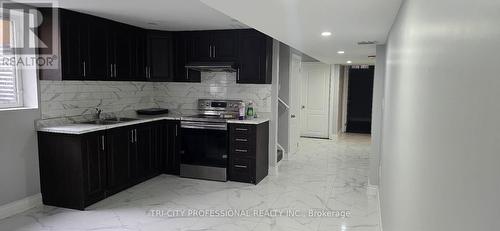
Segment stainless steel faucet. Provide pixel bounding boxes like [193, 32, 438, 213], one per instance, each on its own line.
[95, 108, 103, 121]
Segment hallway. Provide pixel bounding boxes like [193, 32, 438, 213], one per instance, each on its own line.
[0, 135, 379, 231]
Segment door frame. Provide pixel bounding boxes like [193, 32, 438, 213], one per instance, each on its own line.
[288, 53, 302, 154]
[341, 66, 350, 133]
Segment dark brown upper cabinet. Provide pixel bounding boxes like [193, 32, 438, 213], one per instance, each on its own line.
[38, 9, 112, 81]
[108, 23, 136, 81]
[237, 29, 273, 84]
[211, 30, 239, 61]
[83, 16, 109, 80]
[173, 32, 201, 83]
[185, 30, 238, 62]
[58, 10, 84, 80]
[133, 29, 148, 81]
[146, 31, 174, 81]
[38, 9, 143, 81]
[38, 8, 272, 84]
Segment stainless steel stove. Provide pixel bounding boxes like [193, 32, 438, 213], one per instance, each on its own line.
[181, 99, 243, 122]
[179, 99, 244, 181]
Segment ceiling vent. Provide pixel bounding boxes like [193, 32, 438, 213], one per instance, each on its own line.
[357, 41, 378, 45]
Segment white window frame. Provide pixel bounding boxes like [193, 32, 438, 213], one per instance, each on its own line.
[0, 12, 24, 109]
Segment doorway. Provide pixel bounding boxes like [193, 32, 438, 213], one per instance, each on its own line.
[300, 62, 331, 139]
[345, 65, 374, 134]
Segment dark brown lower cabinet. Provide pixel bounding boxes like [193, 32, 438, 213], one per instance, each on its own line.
[228, 122, 269, 184]
[164, 121, 181, 175]
[135, 121, 164, 181]
[38, 131, 106, 210]
[105, 126, 135, 195]
[38, 120, 180, 210]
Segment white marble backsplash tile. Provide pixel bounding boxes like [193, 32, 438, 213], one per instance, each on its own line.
[40, 81, 157, 119]
[40, 72, 272, 120]
[154, 72, 272, 113]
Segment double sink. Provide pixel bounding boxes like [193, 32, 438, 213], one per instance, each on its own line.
[81, 117, 139, 125]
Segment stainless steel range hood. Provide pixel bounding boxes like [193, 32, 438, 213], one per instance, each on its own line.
[185, 62, 237, 72]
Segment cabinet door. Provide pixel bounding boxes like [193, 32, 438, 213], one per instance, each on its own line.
[211, 30, 238, 61]
[186, 31, 211, 62]
[133, 30, 148, 81]
[173, 33, 199, 82]
[60, 11, 84, 80]
[150, 123, 164, 175]
[148, 32, 174, 81]
[109, 24, 134, 81]
[135, 124, 152, 180]
[83, 17, 109, 80]
[237, 30, 272, 84]
[164, 121, 180, 175]
[106, 127, 133, 193]
[82, 132, 106, 205]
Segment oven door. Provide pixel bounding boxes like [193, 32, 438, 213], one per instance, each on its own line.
[180, 121, 228, 181]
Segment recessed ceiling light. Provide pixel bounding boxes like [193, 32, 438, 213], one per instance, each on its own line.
[321, 31, 332, 37]
[337, 51, 345, 54]
[347, 60, 352, 64]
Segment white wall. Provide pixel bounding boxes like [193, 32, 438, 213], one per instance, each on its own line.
[0, 109, 41, 206]
[369, 45, 386, 186]
[269, 39, 280, 167]
[380, 0, 500, 230]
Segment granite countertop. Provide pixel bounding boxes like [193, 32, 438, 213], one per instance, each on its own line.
[37, 110, 270, 135]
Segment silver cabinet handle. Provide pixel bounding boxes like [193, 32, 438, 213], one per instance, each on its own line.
[110, 64, 113, 78]
[114, 64, 117, 78]
[235, 149, 248, 153]
[101, 135, 105, 150]
[146, 66, 151, 79]
[209, 45, 212, 58]
[235, 128, 248, 131]
[213, 46, 216, 58]
[235, 138, 248, 142]
[82, 61, 86, 77]
[145, 66, 148, 79]
[237, 68, 240, 81]
[134, 129, 137, 143]
[175, 125, 178, 136]
[234, 165, 247, 168]
[130, 130, 134, 143]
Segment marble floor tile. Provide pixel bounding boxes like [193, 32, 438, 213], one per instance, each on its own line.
[0, 134, 379, 231]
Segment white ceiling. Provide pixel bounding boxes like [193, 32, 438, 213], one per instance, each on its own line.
[199, 0, 403, 64]
[50, 0, 248, 31]
[39, 0, 402, 64]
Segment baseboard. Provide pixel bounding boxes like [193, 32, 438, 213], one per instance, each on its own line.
[0, 193, 42, 220]
[367, 184, 383, 231]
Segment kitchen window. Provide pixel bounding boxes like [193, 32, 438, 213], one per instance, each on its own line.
[0, 18, 23, 109]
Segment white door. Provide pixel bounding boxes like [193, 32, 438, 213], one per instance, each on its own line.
[300, 63, 331, 138]
[289, 54, 302, 154]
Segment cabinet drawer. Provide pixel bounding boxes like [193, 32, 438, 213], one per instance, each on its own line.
[230, 145, 255, 157]
[229, 158, 254, 183]
[230, 136, 255, 156]
[230, 124, 255, 138]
